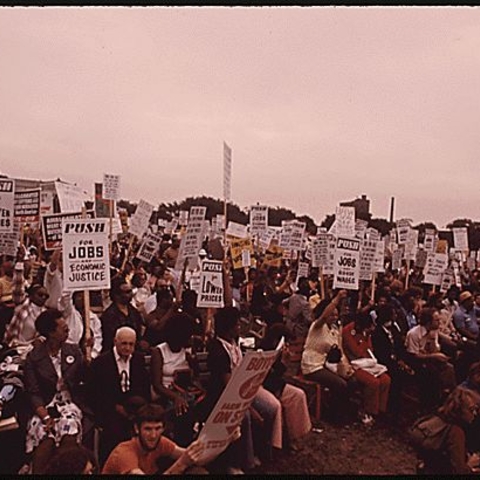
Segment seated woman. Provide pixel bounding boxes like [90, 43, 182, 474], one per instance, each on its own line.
[411, 388, 480, 474]
[23, 309, 89, 474]
[150, 312, 200, 447]
[342, 313, 391, 425]
[301, 290, 358, 424]
[259, 323, 312, 451]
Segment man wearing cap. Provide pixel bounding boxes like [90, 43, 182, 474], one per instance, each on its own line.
[453, 291, 479, 343]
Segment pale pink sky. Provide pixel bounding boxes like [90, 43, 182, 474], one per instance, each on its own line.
[0, 7, 479, 228]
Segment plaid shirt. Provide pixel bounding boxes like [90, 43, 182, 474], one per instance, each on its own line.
[3, 266, 43, 347]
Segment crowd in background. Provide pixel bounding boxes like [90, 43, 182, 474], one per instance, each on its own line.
[1, 228, 480, 474]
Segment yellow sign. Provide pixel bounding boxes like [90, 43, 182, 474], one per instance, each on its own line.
[436, 239, 448, 254]
[262, 244, 284, 268]
[230, 238, 254, 270]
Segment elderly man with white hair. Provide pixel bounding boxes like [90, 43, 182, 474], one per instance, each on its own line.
[88, 326, 151, 465]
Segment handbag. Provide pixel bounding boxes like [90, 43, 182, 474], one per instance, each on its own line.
[325, 344, 342, 364]
[408, 414, 451, 452]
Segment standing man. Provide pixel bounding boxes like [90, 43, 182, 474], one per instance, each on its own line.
[284, 277, 313, 340]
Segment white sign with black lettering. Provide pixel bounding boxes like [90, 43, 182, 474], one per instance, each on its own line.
[197, 260, 224, 308]
[62, 219, 110, 291]
[288, 220, 306, 251]
[0, 232, 18, 256]
[359, 240, 377, 281]
[453, 227, 469, 252]
[249, 205, 268, 236]
[103, 174, 121, 201]
[295, 261, 310, 289]
[392, 248, 403, 271]
[179, 210, 189, 227]
[183, 207, 207, 257]
[323, 234, 336, 275]
[397, 219, 411, 245]
[226, 222, 248, 239]
[424, 229, 436, 253]
[0, 179, 14, 233]
[423, 252, 448, 286]
[129, 199, 154, 238]
[374, 239, 385, 273]
[335, 206, 355, 238]
[55, 182, 89, 214]
[333, 237, 360, 290]
[136, 232, 163, 263]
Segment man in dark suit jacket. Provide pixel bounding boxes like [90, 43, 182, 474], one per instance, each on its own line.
[371, 303, 412, 415]
[87, 326, 150, 465]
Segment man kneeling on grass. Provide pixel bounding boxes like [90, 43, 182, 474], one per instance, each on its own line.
[102, 403, 239, 475]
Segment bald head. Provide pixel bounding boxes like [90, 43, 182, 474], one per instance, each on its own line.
[114, 326, 136, 360]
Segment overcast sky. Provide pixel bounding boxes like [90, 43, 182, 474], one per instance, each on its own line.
[0, 6, 479, 228]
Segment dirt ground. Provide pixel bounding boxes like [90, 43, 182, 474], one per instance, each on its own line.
[255, 419, 418, 476]
[254, 400, 420, 476]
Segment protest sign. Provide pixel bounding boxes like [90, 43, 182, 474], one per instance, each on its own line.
[62, 219, 110, 292]
[333, 237, 360, 290]
[14, 189, 41, 226]
[0, 179, 15, 233]
[257, 228, 276, 250]
[262, 244, 284, 268]
[322, 234, 336, 276]
[453, 227, 469, 252]
[359, 239, 377, 281]
[242, 249, 252, 268]
[249, 205, 268, 236]
[366, 228, 381, 241]
[279, 221, 293, 249]
[183, 207, 207, 257]
[440, 268, 454, 293]
[0, 232, 19, 256]
[374, 239, 385, 273]
[198, 346, 281, 464]
[466, 255, 476, 271]
[179, 210, 189, 227]
[103, 174, 121, 201]
[197, 260, 224, 308]
[41, 211, 95, 250]
[391, 248, 403, 271]
[404, 229, 418, 262]
[223, 142, 232, 201]
[288, 220, 306, 251]
[226, 221, 248, 239]
[55, 181, 89, 214]
[40, 190, 55, 216]
[415, 249, 428, 269]
[423, 252, 448, 286]
[355, 219, 368, 240]
[335, 206, 355, 237]
[129, 199, 154, 238]
[230, 238, 254, 270]
[396, 219, 411, 245]
[295, 261, 310, 289]
[436, 239, 448, 254]
[312, 233, 329, 268]
[424, 229, 436, 253]
[136, 232, 163, 263]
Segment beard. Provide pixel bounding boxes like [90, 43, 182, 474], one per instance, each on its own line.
[139, 435, 161, 452]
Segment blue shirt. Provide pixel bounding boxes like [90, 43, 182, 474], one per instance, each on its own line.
[453, 305, 479, 337]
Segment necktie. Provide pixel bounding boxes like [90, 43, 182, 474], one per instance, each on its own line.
[120, 369, 130, 393]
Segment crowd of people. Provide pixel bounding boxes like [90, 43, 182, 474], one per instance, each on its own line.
[0, 226, 480, 475]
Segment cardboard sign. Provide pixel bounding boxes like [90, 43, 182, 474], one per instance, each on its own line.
[374, 239, 385, 273]
[333, 237, 360, 290]
[0, 232, 19, 256]
[230, 238, 254, 270]
[359, 240, 377, 281]
[223, 142, 232, 201]
[41, 211, 95, 251]
[136, 232, 163, 263]
[262, 244, 284, 268]
[453, 227, 469, 252]
[335, 206, 355, 237]
[129, 199, 154, 238]
[62, 219, 110, 292]
[197, 260, 224, 308]
[183, 207, 207, 257]
[198, 346, 280, 464]
[14, 189, 41, 224]
[423, 252, 448, 286]
[288, 220, 306, 251]
[249, 205, 268, 236]
[295, 261, 310, 289]
[226, 222, 248, 239]
[103, 174, 121, 201]
[55, 181, 89, 214]
[0, 179, 15, 233]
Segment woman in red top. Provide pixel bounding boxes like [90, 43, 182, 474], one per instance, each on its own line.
[342, 313, 391, 425]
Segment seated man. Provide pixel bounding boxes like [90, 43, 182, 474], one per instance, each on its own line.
[88, 326, 150, 464]
[102, 403, 239, 474]
[405, 307, 457, 410]
[453, 291, 479, 344]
